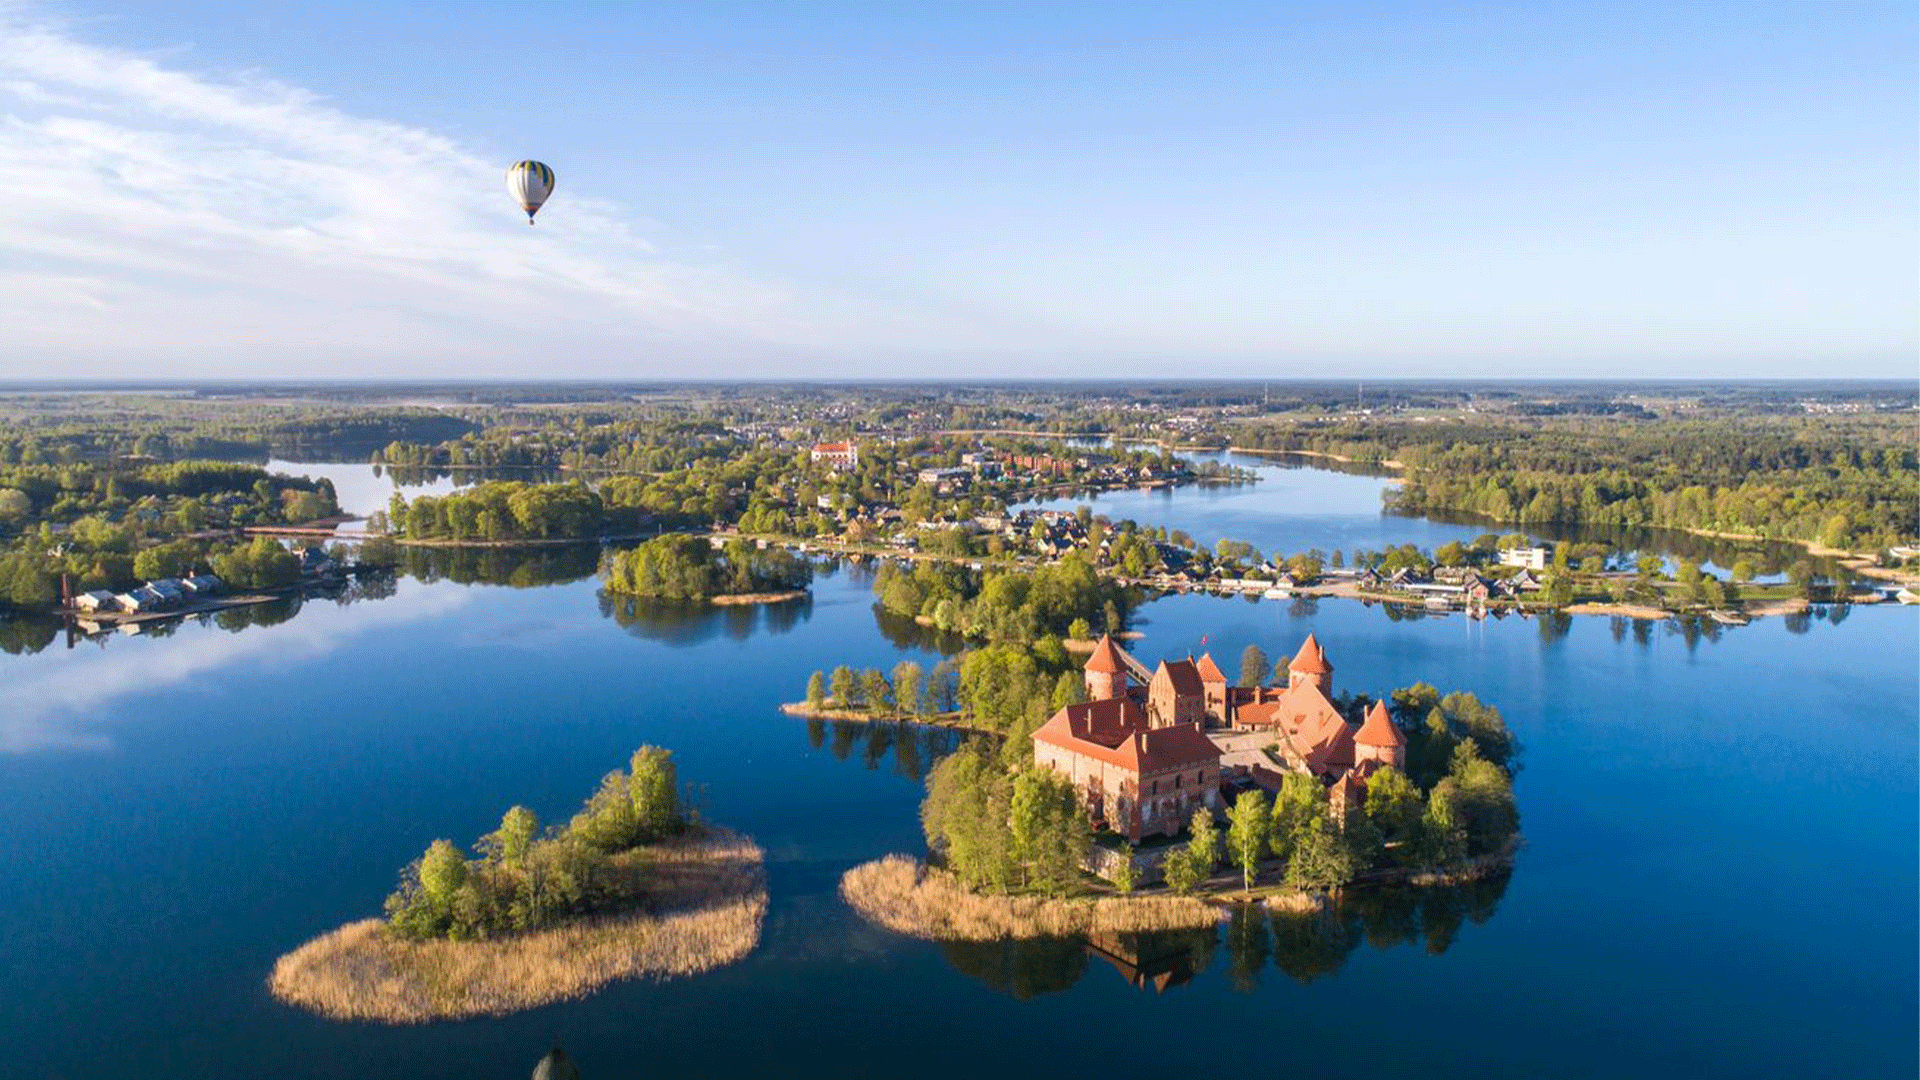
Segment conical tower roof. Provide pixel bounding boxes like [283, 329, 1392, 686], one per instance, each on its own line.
[1289, 632, 1332, 675]
[1355, 700, 1404, 747]
[1085, 634, 1127, 674]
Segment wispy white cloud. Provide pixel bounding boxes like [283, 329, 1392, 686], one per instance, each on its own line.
[0, 8, 807, 376]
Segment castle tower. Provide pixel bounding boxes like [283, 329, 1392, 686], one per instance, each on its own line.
[1287, 633, 1333, 695]
[1147, 659, 1206, 729]
[1084, 635, 1130, 701]
[1193, 652, 1229, 723]
[1354, 700, 1406, 770]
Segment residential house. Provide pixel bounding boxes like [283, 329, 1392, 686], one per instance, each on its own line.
[1499, 546, 1551, 570]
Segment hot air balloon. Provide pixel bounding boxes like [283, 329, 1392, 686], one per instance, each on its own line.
[532, 1046, 581, 1080]
[506, 160, 555, 225]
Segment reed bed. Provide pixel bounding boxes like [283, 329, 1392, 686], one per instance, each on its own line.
[1407, 844, 1516, 886]
[1263, 890, 1324, 914]
[269, 828, 766, 1024]
[840, 854, 1219, 941]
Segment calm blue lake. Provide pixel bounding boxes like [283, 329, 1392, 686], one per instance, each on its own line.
[0, 463, 1912, 1079]
[1024, 449, 1807, 578]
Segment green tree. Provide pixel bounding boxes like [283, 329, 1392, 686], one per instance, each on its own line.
[1239, 644, 1270, 688]
[922, 748, 1019, 892]
[1438, 746, 1519, 856]
[1226, 790, 1271, 891]
[861, 668, 892, 712]
[830, 665, 857, 707]
[1418, 785, 1468, 866]
[891, 660, 925, 716]
[1359, 766, 1423, 864]
[1111, 846, 1138, 894]
[480, 805, 539, 869]
[806, 670, 827, 710]
[1051, 669, 1086, 711]
[1009, 769, 1055, 888]
[1268, 773, 1325, 861]
[1162, 845, 1204, 895]
[1283, 816, 1355, 894]
[627, 745, 681, 841]
[419, 838, 469, 914]
[1186, 807, 1220, 880]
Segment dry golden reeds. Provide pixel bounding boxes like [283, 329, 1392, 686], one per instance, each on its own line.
[1262, 890, 1323, 914]
[268, 828, 766, 1024]
[839, 854, 1220, 941]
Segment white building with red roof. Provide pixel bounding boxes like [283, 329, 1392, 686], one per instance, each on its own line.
[809, 441, 859, 470]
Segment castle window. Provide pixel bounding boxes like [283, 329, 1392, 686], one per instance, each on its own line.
[1174, 774, 1182, 789]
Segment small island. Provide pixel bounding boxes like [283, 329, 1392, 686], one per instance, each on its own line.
[837, 633, 1521, 941]
[601, 534, 812, 603]
[270, 746, 766, 1024]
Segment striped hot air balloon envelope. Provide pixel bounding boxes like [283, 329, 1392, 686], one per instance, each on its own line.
[506, 160, 556, 224]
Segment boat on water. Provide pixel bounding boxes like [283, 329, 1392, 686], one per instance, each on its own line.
[1707, 610, 1751, 626]
[1262, 586, 1292, 600]
[1897, 588, 1920, 605]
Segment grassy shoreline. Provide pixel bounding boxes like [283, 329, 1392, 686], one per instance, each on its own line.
[268, 827, 766, 1024]
[706, 588, 809, 605]
[842, 838, 1522, 942]
[840, 855, 1220, 941]
[778, 701, 990, 735]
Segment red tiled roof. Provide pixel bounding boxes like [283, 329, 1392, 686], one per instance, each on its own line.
[1237, 682, 1339, 730]
[812, 441, 853, 453]
[1304, 723, 1356, 775]
[1237, 681, 1354, 776]
[1135, 722, 1222, 772]
[1289, 632, 1331, 674]
[1032, 700, 1220, 774]
[1084, 635, 1127, 674]
[1154, 658, 1205, 697]
[1355, 700, 1404, 747]
[1193, 652, 1227, 684]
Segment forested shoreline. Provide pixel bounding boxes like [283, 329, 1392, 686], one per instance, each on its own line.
[0, 458, 340, 610]
[1226, 414, 1917, 552]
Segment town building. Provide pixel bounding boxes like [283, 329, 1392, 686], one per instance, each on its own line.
[1498, 546, 1551, 570]
[809, 441, 860, 470]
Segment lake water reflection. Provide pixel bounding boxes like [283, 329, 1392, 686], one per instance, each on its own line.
[0, 465, 1911, 1080]
[1025, 448, 1818, 578]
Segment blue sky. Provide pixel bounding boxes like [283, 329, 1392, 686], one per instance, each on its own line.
[0, 0, 1913, 379]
